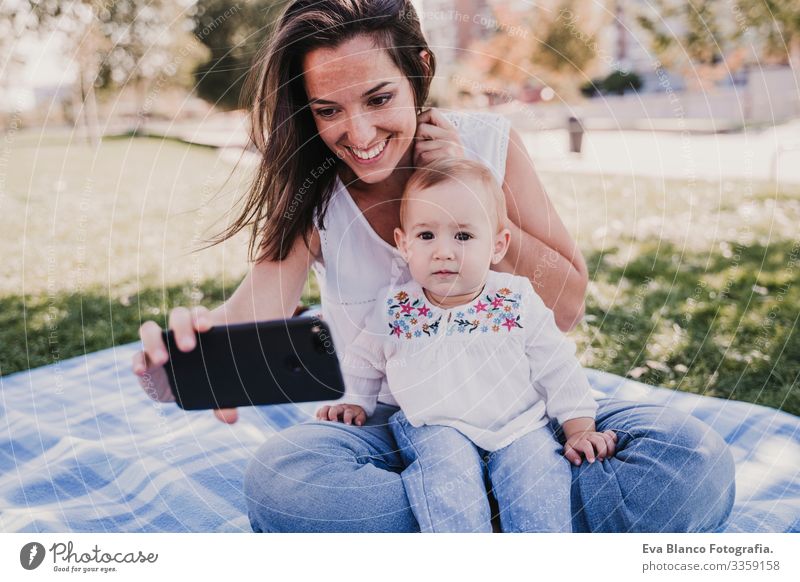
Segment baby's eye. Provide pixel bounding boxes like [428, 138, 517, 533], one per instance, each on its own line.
[455, 232, 473, 241]
[418, 231, 434, 240]
[368, 94, 393, 107]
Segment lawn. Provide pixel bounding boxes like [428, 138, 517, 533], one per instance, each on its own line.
[2, 133, 798, 416]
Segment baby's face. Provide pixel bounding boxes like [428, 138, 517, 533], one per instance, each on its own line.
[394, 178, 510, 308]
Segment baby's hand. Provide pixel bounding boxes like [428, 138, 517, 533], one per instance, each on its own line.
[563, 430, 617, 466]
[315, 403, 367, 426]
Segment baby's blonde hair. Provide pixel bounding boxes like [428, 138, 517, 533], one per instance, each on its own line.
[400, 158, 507, 232]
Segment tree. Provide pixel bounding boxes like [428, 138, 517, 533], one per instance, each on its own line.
[192, 0, 288, 110]
[462, 0, 601, 100]
[737, 0, 800, 70]
[27, 0, 199, 142]
[0, 0, 35, 130]
[26, 0, 107, 145]
[635, 0, 739, 90]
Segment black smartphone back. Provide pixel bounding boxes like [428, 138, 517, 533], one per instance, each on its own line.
[162, 318, 345, 410]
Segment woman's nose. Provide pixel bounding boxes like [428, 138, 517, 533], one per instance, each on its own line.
[345, 112, 377, 148]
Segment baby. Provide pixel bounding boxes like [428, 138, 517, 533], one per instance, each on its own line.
[316, 158, 616, 532]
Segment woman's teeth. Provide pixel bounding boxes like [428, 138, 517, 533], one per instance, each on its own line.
[349, 139, 387, 160]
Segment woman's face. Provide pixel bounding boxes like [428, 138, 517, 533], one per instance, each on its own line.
[302, 34, 419, 186]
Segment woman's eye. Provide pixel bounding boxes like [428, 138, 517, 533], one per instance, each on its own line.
[455, 232, 473, 241]
[418, 231, 434, 240]
[315, 108, 337, 119]
[369, 94, 392, 107]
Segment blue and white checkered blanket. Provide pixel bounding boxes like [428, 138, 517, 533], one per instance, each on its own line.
[2, 342, 798, 532]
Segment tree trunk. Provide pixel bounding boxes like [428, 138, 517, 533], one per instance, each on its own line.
[791, 37, 800, 117]
[135, 77, 148, 135]
[78, 62, 100, 148]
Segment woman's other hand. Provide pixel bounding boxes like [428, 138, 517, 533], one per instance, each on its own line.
[413, 108, 465, 166]
[132, 305, 239, 424]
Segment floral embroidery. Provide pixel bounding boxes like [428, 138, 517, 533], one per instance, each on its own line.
[446, 287, 523, 334]
[448, 287, 522, 333]
[386, 283, 523, 339]
[387, 291, 441, 338]
[451, 317, 479, 334]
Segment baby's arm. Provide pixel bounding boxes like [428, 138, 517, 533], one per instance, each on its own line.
[316, 311, 387, 425]
[523, 282, 615, 464]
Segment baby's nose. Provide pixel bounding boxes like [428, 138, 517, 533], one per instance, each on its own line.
[433, 242, 456, 259]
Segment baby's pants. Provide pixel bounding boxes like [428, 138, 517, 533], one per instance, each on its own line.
[389, 410, 572, 532]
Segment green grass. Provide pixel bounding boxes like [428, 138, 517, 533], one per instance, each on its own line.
[578, 240, 800, 415]
[0, 278, 319, 375]
[2, 131, 799, 416]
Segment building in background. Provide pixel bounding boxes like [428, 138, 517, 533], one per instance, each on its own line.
[416, 0, 493, 79]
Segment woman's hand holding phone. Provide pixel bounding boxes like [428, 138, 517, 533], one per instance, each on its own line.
[132, 306, 239, 424]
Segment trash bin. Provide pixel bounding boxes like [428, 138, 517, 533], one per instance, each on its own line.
[568, 116, 584, 153]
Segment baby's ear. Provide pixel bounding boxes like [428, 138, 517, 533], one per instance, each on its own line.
[492, 228, 511, 264]
[394, 227, 409, 259]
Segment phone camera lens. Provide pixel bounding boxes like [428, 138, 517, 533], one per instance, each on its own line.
[285, 354, 303, 374]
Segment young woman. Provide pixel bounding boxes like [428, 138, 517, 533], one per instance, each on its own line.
[133, 0, 735, 532]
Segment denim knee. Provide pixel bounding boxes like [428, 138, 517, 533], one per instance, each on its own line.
[624, 411, 735, 532]
[577, 402, 736, 533]
[243, 426, 309, 533]
[243, 423, 363, 532]
[243, 421, 415, 533]
[662, 414, 735, 532]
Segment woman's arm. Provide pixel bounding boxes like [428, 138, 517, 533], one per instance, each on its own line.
[210, 227, 320, 325]
[494, 127, 588, 332]
[134, 227, 320, 423]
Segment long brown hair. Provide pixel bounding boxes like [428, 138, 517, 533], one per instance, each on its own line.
[214, 0, 436, 262]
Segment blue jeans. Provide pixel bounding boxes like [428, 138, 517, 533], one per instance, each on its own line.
[244, 399, 735, 532]
[390, 411, 572, 532]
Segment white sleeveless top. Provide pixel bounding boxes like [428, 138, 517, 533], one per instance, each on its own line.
[312, 110, 511, 406]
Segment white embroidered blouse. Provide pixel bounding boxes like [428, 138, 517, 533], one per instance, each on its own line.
[340, 269, 597, 451]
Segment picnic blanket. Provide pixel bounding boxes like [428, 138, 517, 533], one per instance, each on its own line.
[1, 340, 798, 532]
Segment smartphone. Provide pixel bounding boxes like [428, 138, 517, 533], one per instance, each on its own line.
[161, 318, 345, 410]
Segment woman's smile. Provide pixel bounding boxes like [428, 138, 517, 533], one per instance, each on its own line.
[344, 136, 390, 164]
